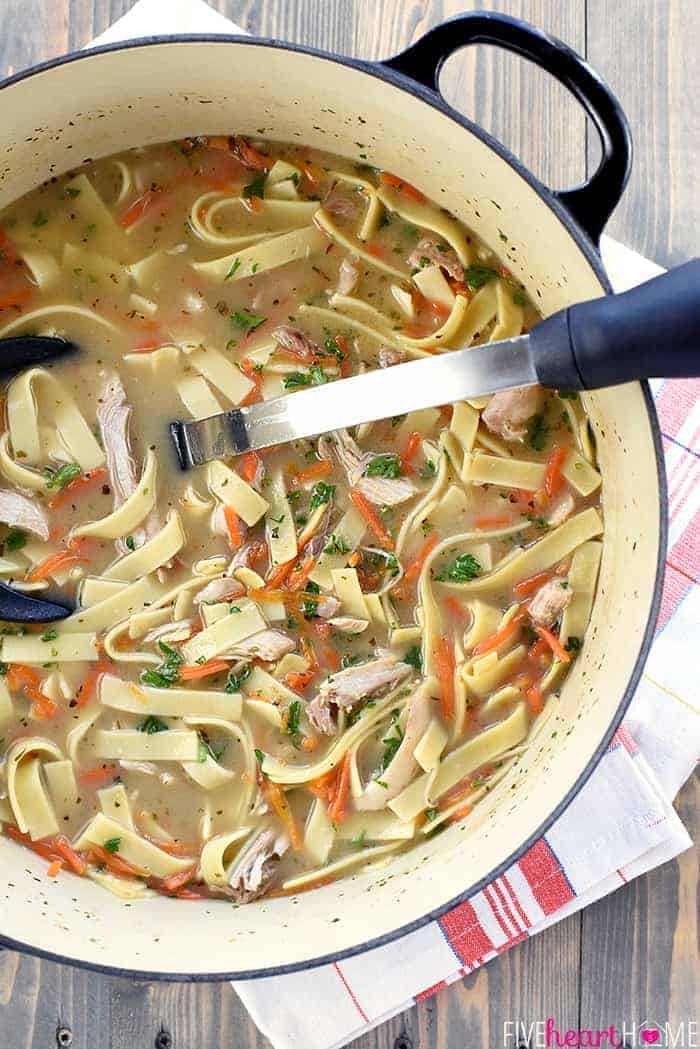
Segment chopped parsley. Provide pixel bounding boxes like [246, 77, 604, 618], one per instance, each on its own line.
[391, 414, 407, 428]
[41, 629, 58, 642]
[324, 534, 350, 556]
[301, 580, 321, 620]
[385, 553, 400, 577]
[44, 462, 81, 489]
[231, 308, 266, 332]
[513, 289, 528, 307]
[224, 257, 241, 281]
[225, 663, 251, 694]
[435, 553, 481, 582]
[366, 454, 402, 479]
[464, 264, 497, 289]
[0, 662, 7, 676]
[254, 747, 265, 767]
[351, 829, 367, 848]
[283, 365, 330, 389]
[138, 714, 169, 734]
[323, 329, 345, 360]
[564, 636, 582, 653]
[309, 481, 335, 511]
[528, 413, 550, 451]
[103, 837, 121, 853]
[404, 645, 422, 671]
[286, 700, 302, 745]
[140, 641, 183, 689]
[125, 535, 136, 551]
[418, 459, 437, 480]
[65, 186, 81, 199]
[424, 807, 439, 822]
[559, 390, 579, 401]
[242, 173, 266, 200]
[5, 529, 26, 552]
[32, 209, 49, 228]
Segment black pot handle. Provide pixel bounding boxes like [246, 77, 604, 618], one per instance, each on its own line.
[380, 12, 632, 245]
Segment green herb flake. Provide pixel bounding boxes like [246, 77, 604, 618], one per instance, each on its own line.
[41, 630, 58, 643]
[418, 459, 437, 480]
[138, 715, 169, 734]
[435, 553, 481, 583]
[528, 413, 550, 452]
[5, 530, 26, 552]
[425, 807, 439, 822]
[286, 699, 302, 744]
[226, 663, 252, 694]
[464, 264, 498, 290]
[366, 454, 402, 479]
[309, 481, 335, 512]
[224, 257, 241, 281]
[44, 462, 81, 490]
[140, 641, 183, 689]
[32, 209, 49, 228]
[404, 645, 422, 671]
[324, 534, 350, 556]
[242, 173, 266, 200]
[512, 290, 527, 306]
[103, 837, 121, 853]
[231, 308, 266, 332]
[125, 535, 136, 551]
[564, 636, 582, 653]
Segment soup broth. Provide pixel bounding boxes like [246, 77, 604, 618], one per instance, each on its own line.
[0, 135, 603, 901]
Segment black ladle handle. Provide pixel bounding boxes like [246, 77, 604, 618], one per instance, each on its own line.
[530, 259, 700, 390]
[0, 581, 71, 622]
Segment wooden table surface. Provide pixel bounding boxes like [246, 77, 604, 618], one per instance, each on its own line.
[0, 1, 697, 1046]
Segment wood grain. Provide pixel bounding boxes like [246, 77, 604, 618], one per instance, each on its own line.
[0, 3, 697, 1048]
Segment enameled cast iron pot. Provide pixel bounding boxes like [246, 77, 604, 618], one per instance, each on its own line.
[0, 13, 665, 980]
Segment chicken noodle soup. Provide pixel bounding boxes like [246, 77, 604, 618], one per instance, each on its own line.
[0, 136, 602, 901]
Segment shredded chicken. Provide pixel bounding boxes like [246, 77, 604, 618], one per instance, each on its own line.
[482, 386, 544, 443]
[315, 595, 341, 619]
[119, 759, 158, 777]
[408, 237, 464, 281]
[225, 629, 295, 662]
[324, 192, 359, 219]
[0, 489, 49, 541]
[227, 828, 289, 902]
[212, 503, 250, 540]
[337, 257, 360, 295]
[272, 325, 321, 363]
[96, 373, 138, 506]
[528, 578, 573, 627]
[143, 620, 194, 644]
[331, 429, 417, 507]
[355, 682, 433, 809]
[378, 346, 405, 368]
[308, 656, 413, 736]
[547, 490, 575, 527]
[230, 541, 259, 571]
[195, 576, 246, 605]
[328, 616, 369, 634]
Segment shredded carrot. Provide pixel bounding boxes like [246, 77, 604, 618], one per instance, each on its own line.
[178, 659, 230, 681]
[29, 538, 90, 582]
[350, 489, 394, 550]
[294, 459, 332, 485]
[287, 556, 316, 592]
[87, 844, 144, 878]
[473, 514, 512, 530]
[314, 620, 333, 639]
[327, 752, 352, 823]
[529, 638, 552, 665]
[299, 161, 324, 184]
[402, 532, 439, 587]
[347, 550, 361, 568]
[543, 444, 567, 499]
[321, 643, 340, 672]
[285, 669, 316, 692]
[6, 663, 57, 718]
[233, 137, 272, 171]
[428, 299, 451, 319]
[52, 835, 88, 876]
[447, 804, 472, 824]
[399, 430, 423, 474]
[78, 764, 118, 786]
[434, 635, 456, 721]
[46, 858, 63, 878]
[514, 569, 553, 598]
[4, 824, 60, 862]
[47, 467, 109, 510]
[151, 839, 197, 857]
[239, 448, 262, 483]
[308, 768, 338, 802]
[119, 188, 161, 228]
[443, 595, 465, 620]
[533, 623, 571, 664]
[75, 659, 110, 709]
[223, 505, 244, 547]
[379, 171, 425, 203]
[526, 684, 544, 714]
[266, 779, 303, 850]
[239, 358, 263, 404]
[301, 637, 319, 672]
[263, 557, 297, 590]
[158, 865, 198, 894]
[472, 608, 527, 657]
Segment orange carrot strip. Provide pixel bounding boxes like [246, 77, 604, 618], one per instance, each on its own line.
[158, 865, 198, 894]
[514, 569, 553, 598]
[29, 539, 90, 582]
[533, 623, 571, 664]
[223, 505, 244, 547]
[263, 557, 297, 590]
[75, 660, 111, 709]
[402, 532, 439, 587]
[347, 550, 361, 568]
[434, 635, 456, 721]
[327, 752, 352, 823]
[294, 459, 332, 485]
[472, 608, 527, 657]
[52, 836, 88, 876]
[400, 431, 423, 474]
[87, 844, 144, 878]
[287, 556, 316, 592]
[239, 449, 262, 483]
[178, 659, 230, 681]
[308, 768, 338, 802]
[544, 444, 567, 499]
[446, 804, 472, 824]
[379, 171, 425, 203]
[265, 779, 303, 850]
[314, 620, 333, 639]
[4, 824, 61, 862]
[321, 643, 340, 672]
[473, 515, 512, 530]
[119, 188, 161, 228]
[285, 669, 315, 692]
[47, 858, 63, 878]
[78, 764, 118, 786]
[350, 489, 394, 550]
[301, 637, 319, 672]
[6, 664, 58, 718]
[47, 467, 108, 510]
[443, 595, 465, 620]
[526, 684, 544, 715]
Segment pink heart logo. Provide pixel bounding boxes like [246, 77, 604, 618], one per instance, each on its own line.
[641, 1031, 660, 1045]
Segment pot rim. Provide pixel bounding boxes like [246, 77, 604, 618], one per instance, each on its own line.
[0, 33, 669, 983]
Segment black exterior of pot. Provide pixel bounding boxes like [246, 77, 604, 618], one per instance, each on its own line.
[0, 13, 668, 983]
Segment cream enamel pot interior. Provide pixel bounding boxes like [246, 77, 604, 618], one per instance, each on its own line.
[0, 14, 665, 980]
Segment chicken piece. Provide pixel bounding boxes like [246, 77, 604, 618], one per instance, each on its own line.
[482, 386, 544, 443]
[230, 541, 261, 571]
[119, 759, 158, 776]
[227, 828, 289, 903]
[378, 346, 405, 368]
[547, 490, 575, 527]
[331, 429, 417, 507]
[96, 373, 138, 506]
[307, 656, 413, 735]
[337, 257, 360, 295]
[315, 595, 341, 619]
[355, 682, 433, 810]
[408, 237, 464, 281]
[0, 489, 49, 541]
[143, 620, 194, 644]
[272, 325, 322, 364]
[328, 616, 369, 634]
[195, 576, 246, 605]
[324, 192, 359, 219]
[528, 578, 573, 627]
[226, 629, 295, 662]
[228, 135, 269, 171]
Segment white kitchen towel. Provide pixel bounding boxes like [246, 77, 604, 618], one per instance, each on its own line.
[85, 5, 699, 1049]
